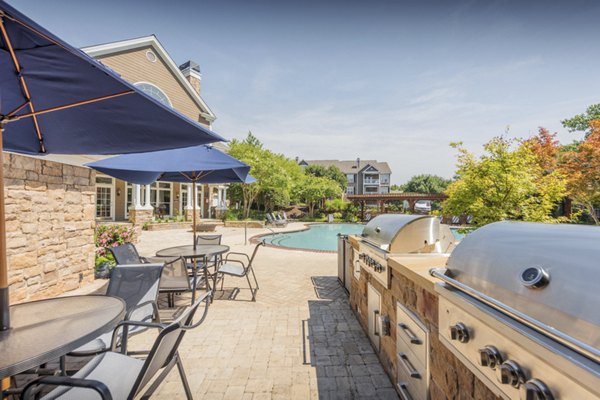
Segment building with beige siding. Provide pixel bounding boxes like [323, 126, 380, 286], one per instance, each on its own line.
[4, 35, 229, 302]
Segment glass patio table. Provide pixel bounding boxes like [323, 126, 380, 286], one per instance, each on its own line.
[0, 295, 125, 379]
[155, 244, 230, 302]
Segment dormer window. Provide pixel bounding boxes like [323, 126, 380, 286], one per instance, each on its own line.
[134, 82, 172, 108]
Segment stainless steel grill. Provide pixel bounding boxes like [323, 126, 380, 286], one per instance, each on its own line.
[361, 214, 455, 254]
[358, 215, 455, 289]
[432, 221, 600, 400]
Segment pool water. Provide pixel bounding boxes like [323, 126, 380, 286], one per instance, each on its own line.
[263, 223, 364, 251]
[262, 224, 470, 252]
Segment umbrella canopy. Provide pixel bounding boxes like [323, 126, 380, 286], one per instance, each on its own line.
[0, 1, 227, 330]
[86, 145, 255, 249]
[0, 1, 225, 154]
[86, 145, 250, 185]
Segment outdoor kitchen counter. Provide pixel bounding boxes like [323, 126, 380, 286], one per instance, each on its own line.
[387, 254, 448, 294]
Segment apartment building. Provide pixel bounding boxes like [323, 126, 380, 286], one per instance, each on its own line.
[299, 159, 392, 195]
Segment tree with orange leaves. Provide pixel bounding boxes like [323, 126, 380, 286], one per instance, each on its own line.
[559, 120, 600, 225]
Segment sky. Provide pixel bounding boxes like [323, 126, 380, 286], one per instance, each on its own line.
[13, 0, 600, 184]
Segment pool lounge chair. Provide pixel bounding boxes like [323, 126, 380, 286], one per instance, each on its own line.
[23, 292, 212, 400]
[266, 213, 286, 227]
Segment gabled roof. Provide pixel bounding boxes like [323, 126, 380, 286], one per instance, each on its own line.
[82, 35, 216, 122]
[300, 159, 392, 174]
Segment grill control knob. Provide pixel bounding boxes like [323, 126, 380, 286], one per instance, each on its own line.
[450, 323, 470, 343]
[478, 345, 502, 369]
[499, 360, 526, 388]
[520, 379, 554, 400]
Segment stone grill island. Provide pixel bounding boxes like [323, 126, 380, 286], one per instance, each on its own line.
[344, 217, 600, 400]
[344, 215, 501, 400]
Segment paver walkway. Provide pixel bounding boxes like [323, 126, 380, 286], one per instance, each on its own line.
[103, 223, 397, 399]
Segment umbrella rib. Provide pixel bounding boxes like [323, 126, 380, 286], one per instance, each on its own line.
[5, 101, 30, 118]
[5, 90, 135, 122]
[0, 17, 45, 152]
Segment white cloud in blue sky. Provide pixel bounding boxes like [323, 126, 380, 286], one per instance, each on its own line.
[13, 0, 600, 183]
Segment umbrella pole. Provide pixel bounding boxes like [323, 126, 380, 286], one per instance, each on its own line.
[0, 123, 10, 330]
[192, 181, 197, 250]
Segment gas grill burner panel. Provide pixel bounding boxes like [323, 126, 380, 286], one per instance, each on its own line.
[444, 221, 600, 355]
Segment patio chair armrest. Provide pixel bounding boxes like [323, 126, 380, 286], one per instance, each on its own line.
[22, 376, 113, 400]
[110, 320, 167, 352]
[183, 291, 212, 330]
[224, 252, 250, 263]
[219, 259, 245, 268]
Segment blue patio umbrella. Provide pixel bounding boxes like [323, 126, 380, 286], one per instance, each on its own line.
[86, 145, 255, 248]
[0, 1, 226, 329]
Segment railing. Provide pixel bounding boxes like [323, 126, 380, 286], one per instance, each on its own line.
[363, 179, 380, 185]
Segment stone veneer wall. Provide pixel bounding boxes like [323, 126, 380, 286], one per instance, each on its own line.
[348, 249, 501, 400]
[3, 153, 96, 303]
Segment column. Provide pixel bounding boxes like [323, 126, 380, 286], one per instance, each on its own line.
[186, 183, 193, 209]
[222, 187, 228, 209]
[133, 184, 142, 208]
[144, 184, 152, 209]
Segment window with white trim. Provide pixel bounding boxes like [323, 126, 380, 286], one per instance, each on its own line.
[134, 82, 172, 107]
[95, 176, 114, 220]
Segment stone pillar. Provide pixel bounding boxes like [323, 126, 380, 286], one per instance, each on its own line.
[128, 184, 153, 225]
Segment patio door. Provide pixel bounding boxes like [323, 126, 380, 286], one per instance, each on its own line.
[95, 176, 115, 221]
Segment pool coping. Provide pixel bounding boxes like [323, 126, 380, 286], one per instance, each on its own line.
[250, 222, 363, 254]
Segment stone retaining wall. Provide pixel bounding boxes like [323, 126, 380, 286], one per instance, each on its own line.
[4, 154, 96, 303]
[348, 245, 501, 400]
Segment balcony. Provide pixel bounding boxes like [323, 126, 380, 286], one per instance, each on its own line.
[363, 179, 380, 185]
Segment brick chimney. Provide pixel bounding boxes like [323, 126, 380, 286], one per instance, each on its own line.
[179, 60, 201, 94]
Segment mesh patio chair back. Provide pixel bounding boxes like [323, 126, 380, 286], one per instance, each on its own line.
[131, 296, 206, 396]
[160, 257, 191, 291]
[196, 234, 222, 245]
[107, 264, 163, 322]
[109, 243, 144, 265]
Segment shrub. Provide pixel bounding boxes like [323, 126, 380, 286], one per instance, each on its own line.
[95, 224, 139, 258]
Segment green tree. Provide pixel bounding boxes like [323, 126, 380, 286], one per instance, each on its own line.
[443, 137, 566, 227]
[400, 174, 451, 193]
[227, 133, 268, 218]
[296, 175, 341, 217]
[305, 164, 347, 190]
[561, 104, 600, 137]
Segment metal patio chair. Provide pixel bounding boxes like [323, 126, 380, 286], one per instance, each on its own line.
[195, 234, 223, 270]
[160, 257, 203, 307]
[195, 234, 222, 245]
[22, 292, 212, 400]
[109, 243, 164, 265]
[217, 241, 264, 301]
[69, 264, 164, 357]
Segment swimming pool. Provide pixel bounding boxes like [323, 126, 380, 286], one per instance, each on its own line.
[262, 223, 364, 252]
[261, 223, 470, 252]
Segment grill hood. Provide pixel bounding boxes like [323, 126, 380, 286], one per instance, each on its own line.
[443, 221, 600, 360]
[361, 214, 454, 253]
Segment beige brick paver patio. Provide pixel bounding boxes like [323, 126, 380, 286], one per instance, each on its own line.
[125, 223, 397, 399]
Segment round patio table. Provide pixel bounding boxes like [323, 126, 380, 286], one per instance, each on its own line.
[155, 244, 230, 302]
[0, 295, 125, 379]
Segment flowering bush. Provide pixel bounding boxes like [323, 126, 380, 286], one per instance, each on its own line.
[95, 224, 139, 257]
